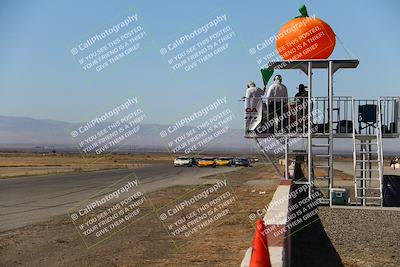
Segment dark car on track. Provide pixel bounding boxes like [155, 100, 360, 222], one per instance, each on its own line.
[233, 158, 251, 167]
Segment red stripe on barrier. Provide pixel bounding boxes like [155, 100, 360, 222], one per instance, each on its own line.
[279, 179, 293, 185]
[265, 224, 286, 246]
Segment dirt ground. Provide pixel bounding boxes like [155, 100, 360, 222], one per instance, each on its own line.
[0, 152, 173, 178]
[0, 164, 280, 267]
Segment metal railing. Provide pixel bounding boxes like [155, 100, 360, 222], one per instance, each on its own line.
[353, 97, 399, 135]
[379, 97, 399, 135]
[244, 96, 399, 136]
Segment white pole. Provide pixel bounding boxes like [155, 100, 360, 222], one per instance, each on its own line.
[308, 62, 313, 198]
[285, 136, 289, 179]
[328, 61, 334, 207]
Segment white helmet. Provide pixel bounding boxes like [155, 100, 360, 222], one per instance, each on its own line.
[274, 74, 282, 83]
[247, 81, 256, 88]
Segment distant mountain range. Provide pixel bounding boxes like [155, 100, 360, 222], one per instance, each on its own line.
[0, 116, 398, 155]
[0, 116, 251, 152]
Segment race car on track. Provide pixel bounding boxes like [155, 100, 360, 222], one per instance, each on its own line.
[197, 157, 217, 168]
[174, 157, 194, 167]
[233, 158, 251, 167]
[215, 157, 233, 166]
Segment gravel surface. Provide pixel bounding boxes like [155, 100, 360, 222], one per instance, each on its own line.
[318, 207, 400, 267]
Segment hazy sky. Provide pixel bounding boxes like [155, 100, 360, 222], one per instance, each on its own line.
[0, 0, 399, 128]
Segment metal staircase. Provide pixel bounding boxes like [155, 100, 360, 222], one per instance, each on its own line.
[352, 97, 384, 206]
[310, 138, 333, 204]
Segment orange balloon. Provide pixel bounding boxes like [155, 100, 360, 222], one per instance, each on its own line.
[276, 17, 336, 60]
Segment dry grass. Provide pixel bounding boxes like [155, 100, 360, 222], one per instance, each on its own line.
[0, 152, 173, 178]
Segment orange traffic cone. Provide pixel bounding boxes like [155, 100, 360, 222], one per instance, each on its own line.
[249, 220, 271, 267]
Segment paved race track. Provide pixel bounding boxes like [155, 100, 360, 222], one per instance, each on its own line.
[0, 164, 239, 232]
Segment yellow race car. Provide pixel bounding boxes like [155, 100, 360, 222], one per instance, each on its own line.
[215, 157, 233, 166]
[197, 157, 216, 167]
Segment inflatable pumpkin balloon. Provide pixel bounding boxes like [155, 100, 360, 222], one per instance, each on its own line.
[276, 5, 336, 60]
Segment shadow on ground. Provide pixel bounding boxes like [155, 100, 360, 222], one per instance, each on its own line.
[289, 184, 344, 267]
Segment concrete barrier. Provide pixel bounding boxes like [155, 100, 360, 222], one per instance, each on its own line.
[241, 180, 292, 267]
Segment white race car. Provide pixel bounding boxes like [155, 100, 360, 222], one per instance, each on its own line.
[174, 157, 193, 167]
